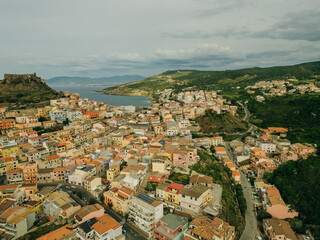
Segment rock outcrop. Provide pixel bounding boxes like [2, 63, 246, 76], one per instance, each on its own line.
[0, 73, 58, 103]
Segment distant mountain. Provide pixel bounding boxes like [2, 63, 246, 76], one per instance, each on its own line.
[101, 61, 320, 99]
[0, 73, 58, 103]
[46, 75, 145, 87]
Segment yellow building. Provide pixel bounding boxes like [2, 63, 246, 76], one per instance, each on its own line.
[5, 157, 19, 172]
[165, 183, 184, 205]
[0, 145, 19, 158]
[161, 150, 173, 161]
[26, 200, 43, 214]
[107, 165, 120, 181]
[0, 160, 7, 176]
[111, 134, 123, 146]
[37, 107, 51, 118]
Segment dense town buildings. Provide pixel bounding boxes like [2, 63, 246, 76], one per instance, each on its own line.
[0, 88, 314, 239]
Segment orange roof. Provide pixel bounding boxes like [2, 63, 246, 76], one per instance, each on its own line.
[119, 186, 134, 196]
[0, 206, 24, 220]
[210, 136, 223, 140]
[167, 182, 184, 192]
[6, 168, 23, 175]
[266, 187, 281, 197]
[215, 146, 226, 152]
[66, 165, 75, 170]
[45, 154, 60, 160]
[53, 167, 65, 172]
[226, 163, 236, 168]
[44, 120, 55, 123]
[262, 129, 272, 134]
[92, 215, 121, 234]
[36, 224, 74, 240]
[232, 170, 240, 176]
[268, 127, 288, 133]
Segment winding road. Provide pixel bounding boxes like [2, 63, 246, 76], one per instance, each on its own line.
[225, 144, 258, 240]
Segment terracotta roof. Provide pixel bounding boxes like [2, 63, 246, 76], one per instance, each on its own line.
[53, 167, 66, 172]
[0, 206, 24, 220]
[266, 187, 281, 197]
[190, 216, 234, 240]
[232, 170, 240, 176]
[6, 168, 23, 175]
[45, 154, 60, 160]
[92, 215, 121, 234]
[36, 224, 74, 240]
[263, 219, 298, 240]
[189, 174, 213, 185]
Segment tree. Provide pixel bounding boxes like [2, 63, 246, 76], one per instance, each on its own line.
[200, 145, 207, 151]
[210, 145, 216, 154]
[99, 193, 104, 203]
[108, 201, 113, 209]
[63, 118, 69, 125]
[76, 191, 83, 198]
[120, 161, 127, 171]
[89, 198, 96, 205]
[38, 116, 47, 122]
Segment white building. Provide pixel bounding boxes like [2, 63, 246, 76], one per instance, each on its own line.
[129, 193, 164, 238]
[50, 110, 67, 123]
[259, 142, 276, 153]
[67, 110, 83, 122]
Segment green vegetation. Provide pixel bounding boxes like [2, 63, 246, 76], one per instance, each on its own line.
[256, 206, 272, 221]
[239, 159, 251, 166]
[33, 125, 64, 134]
[145, 181, 159, 192]
[101, 61, 320, 100]
[265, 156, 320, 238]
[248, 93, 320, 146]
[168, 172, 190, 185]
[196, 110, 248, 134]
[0, 73, 58, 103]
[191, 150, 245, 237]
[18, 223, 64, 240]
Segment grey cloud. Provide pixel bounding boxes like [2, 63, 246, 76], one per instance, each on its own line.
[251, 11, 320, 42]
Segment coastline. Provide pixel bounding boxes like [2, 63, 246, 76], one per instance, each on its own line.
[96, 90, 155, 104]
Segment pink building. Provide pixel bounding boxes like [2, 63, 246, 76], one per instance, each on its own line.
[74, 204, 104, 224]
[281, 151, 298, 162]
[266, 187, 299, 219]
[172, 148, 197, 165]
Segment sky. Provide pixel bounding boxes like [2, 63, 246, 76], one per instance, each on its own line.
[0, 0, 319, 79]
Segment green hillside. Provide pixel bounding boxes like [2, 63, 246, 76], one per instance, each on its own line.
[265, 156, 320, 238]
[196, 110, 248, 134]
[248, 93, 320, 146]
[0, 73, 58, 103]
[101, 61, 320, 100]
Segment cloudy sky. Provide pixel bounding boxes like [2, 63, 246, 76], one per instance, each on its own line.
[0, 0, 319, 79]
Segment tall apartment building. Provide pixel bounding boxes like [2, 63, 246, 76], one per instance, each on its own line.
[128, 193, 164, 238]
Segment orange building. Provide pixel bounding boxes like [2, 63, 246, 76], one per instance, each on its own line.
[53, 167, 66, 181]
[20, 163, 37, 184]
[0, 119, 16, 129]
[84, 111, 100, 119]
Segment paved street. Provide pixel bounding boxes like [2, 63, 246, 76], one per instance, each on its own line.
[225, 144, 258, 240]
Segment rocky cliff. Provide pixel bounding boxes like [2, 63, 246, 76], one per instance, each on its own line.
[0, 73, 59, 103]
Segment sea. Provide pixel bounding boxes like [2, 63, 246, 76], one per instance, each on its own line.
[49, 85, 153, 107]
